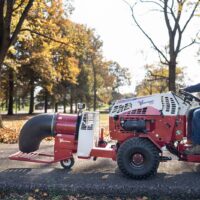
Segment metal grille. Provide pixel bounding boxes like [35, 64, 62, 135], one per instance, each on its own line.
[111, 103, 132, 114]
[161, 96, 177, 114]
[170, 97, 176, 114]
[127, 107, 147, 115]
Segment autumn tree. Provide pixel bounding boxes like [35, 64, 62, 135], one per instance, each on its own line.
[136, 64, 184, 96]
[0, 0, 35, 126]
[0, 0, 35, 85]
[0, 0, 131, 116]
[109, 61, 131, 100]
[124, 0, 200, 92]
[4, 0, 75, 114]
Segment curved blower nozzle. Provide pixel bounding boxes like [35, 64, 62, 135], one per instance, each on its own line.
[19, 114, 56, 153]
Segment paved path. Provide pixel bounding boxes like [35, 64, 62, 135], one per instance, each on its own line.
[1, 143, 200, 199]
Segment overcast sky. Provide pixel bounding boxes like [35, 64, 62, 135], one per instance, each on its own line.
[70, 0, 200, 93]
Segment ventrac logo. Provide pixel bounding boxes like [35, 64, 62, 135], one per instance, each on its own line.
[138, 99, 154, 106]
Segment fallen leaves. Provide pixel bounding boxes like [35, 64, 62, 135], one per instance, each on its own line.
[0, 115, 28, 144]
[101, 174, 109, 180]
[28, 196, 35, 200]
[136, 197, 148, 200]
[0, 127, 19, 143]
[0, 115, 53, 144]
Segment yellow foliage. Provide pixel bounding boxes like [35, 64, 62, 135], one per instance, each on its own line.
[136, 65, 184, 96]
[178, 3, 183, 13]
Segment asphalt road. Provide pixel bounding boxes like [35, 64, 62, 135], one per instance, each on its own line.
[1, 142, 200, 199]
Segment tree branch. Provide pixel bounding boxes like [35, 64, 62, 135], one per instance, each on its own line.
[123, 0, 169, 63]
[148, 70, 168, 79]
[175, 29, 182, 54]
[13, 0, 26, 12]
[171, 0, 174, 10]
[4, 0, 14, 42]
[172, 2, 182, 34]
[178, 39, 196, 52]
[139, 0, 164, 9]
[20, 28, 70, 46]
[147, 77, 168, 81]
[10, 0, 34, 46]
[181, 1, 200, 34]
[164, 0, 172, 34]
[175, 1, 199, 54]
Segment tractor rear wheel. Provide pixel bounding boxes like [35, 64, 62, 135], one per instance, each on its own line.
[117, 138, 160, 179]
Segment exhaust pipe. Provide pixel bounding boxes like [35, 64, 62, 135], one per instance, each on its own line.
[19, 114, 56, 153]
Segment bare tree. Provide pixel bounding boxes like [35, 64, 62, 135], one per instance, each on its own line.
[123, 0, 200, 92]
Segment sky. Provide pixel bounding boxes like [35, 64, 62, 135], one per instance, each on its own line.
[70, 0, 200, 93]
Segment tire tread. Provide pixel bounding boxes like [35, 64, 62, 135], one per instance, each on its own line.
[117, 138, 159, 179]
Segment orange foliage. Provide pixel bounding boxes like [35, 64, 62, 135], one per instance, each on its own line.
[0, 115, 30, 144]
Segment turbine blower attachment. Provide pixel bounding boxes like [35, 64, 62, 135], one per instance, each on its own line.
[19, 114, 56, 153]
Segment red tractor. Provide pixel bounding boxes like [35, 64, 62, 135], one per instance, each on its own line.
[9, 90, 200, 179]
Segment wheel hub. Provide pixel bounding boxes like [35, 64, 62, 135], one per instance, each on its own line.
[63, 159, 71, 166]
[131, 153, 144, 166]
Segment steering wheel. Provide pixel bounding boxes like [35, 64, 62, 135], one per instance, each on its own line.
[179, 89, 200, 103]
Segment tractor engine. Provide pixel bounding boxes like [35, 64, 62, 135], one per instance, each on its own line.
[120, 118, 146, 132]
[109, 92, 189, 145]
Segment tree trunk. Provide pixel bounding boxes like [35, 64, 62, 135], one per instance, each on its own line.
[22, 98, 25, 109]
[29, 78, 34, 114]
[0, 50, 8, 127]
[63, 98, 67, 113]
[70, 86, 73, 114]
[44, 90, 48, 113]
[92, 61, 97, 111]
[0, 115, 3, 128]
[55, 102, 58, 113]
[18, 97, 21, 110]
[75, 100, 78, 113]
[7, 68, 14, 115]
[93, 79, 97, 111]
[0, 0, 34, 125]
[1, 102, 3, 111]
[168, 61, 176, 92]
[5, 89, 8, 109]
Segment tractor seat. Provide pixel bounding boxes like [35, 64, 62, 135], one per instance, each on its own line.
[187, 107, 200, 139]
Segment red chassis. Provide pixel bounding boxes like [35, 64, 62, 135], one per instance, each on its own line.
[9, 113, 116, 166]
[9, 134, 116, 164]
[110, 112, 200, 163]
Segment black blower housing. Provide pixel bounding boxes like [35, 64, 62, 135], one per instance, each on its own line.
[19, 114, 56, 153]
[121, 119, 146, 132]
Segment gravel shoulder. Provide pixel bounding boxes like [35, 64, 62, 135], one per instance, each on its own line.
[1, 143, 200, 199]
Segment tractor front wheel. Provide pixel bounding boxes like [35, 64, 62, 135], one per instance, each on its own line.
[60, 157, 75, 169]
[117, 138, 160, 179]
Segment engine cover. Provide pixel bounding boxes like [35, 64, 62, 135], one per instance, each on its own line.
[120, 119, 146, 132]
